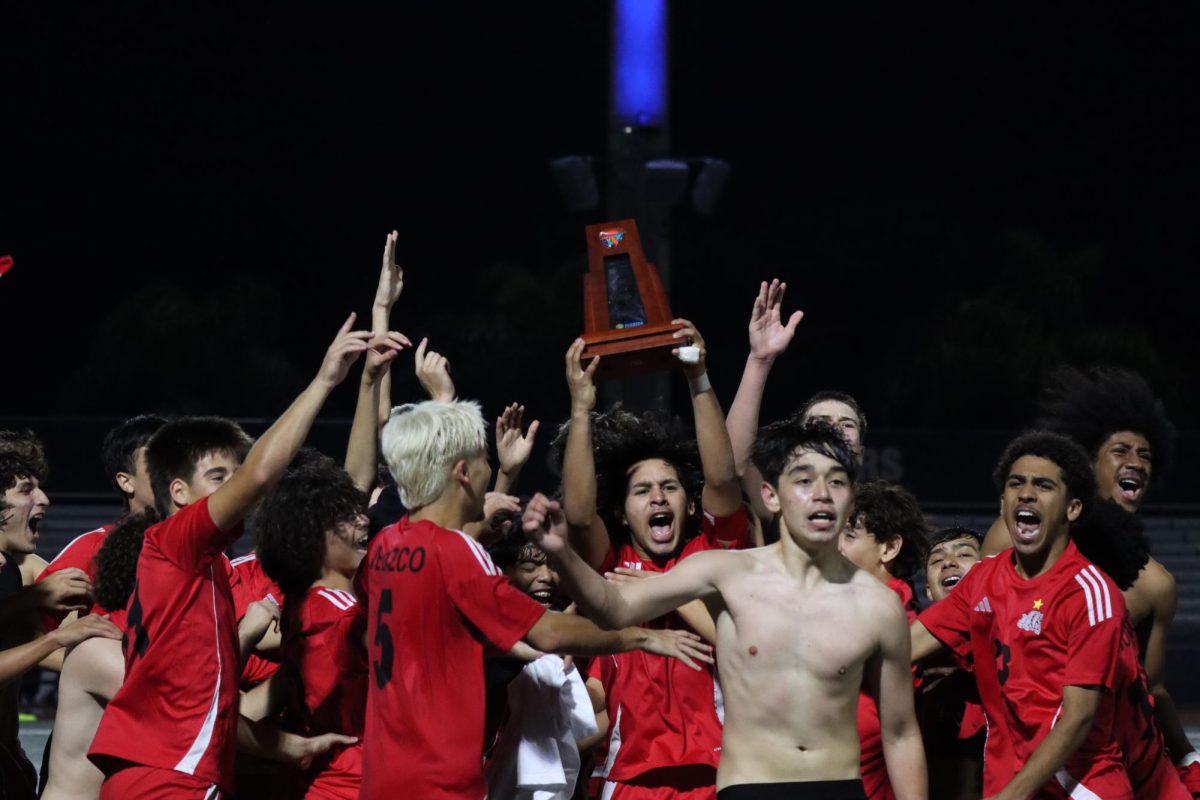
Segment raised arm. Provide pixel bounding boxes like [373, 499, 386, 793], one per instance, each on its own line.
[524, 494, 722, 628]
[870, 598, 928, 800]
[494, 403, 539, 496]
[207, 315, 375, 532]
[345, 330, 410, 493]
[673, 318, 742, 517]
[413, 338, 456, 402]
[726, 280, 803, 521]
[561, 340, 611, 569]
[372, 230, 404, 424]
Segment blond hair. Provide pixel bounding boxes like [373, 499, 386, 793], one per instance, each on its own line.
[381, 400, 487, 510]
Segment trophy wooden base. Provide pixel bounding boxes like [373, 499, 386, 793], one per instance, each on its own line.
[581, 322, 683, 381]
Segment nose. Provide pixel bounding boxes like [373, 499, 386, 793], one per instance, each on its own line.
[649, 485, 667, 503]
[34, 488, 49, 507]
[813, 478, 832, 501]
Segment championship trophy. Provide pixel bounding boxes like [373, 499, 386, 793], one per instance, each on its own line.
[579, 219, 683, 381]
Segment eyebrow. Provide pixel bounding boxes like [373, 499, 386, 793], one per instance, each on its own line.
[1007, 472, 1059, 487]
[204, 467, 229, 478]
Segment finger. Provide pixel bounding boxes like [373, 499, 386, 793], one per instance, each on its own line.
[756, 280, 768, 308]
[676, 652, 700, 671]
[524, 419, 540, 442]
[583, 354, 600, 377]
[337, 312, 357, 336]
[784, 310, 804, 331]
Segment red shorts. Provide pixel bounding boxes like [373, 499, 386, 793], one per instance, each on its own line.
[1044, 764, 1133, 800]
[1130, 754, 1192, 800]
[601, 765, 717, 800]
[99, 764, 223, 799]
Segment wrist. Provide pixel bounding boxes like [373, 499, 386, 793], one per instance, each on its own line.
[687, 371, 712, 396]
[746, 352, 776, 368]
[570, 405, 593, 420]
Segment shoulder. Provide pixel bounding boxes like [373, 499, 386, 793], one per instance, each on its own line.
[1059, 557, 1124, 624]
[1129, 557, 1176, 620]
[18, 553, 48, 585]
[311, 587, 361, 617]
[435, 527, 503, 576]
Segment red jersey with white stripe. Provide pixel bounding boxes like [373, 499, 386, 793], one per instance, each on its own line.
[230, 552, 284, 687]
[281, 585, 367, 800]
[36, 525, 113, 629]
[919, 541, 1132, 799]
[591, 507, 751, 784]
[89, 497, 242, 793]
[357, 517, 547, 800]
[858, 576, 919, 800]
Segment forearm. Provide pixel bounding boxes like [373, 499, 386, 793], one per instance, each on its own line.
[909, 621, 946, 663]
[548, 545, 625, 627]
[691, 386, 741, 515]
[528, 612, 649, 656]
[372, 303, 393, 429]
[998, 709, 1094, 800]
[562, 410, 597, 527]
[345, 372, 383, 493]
[0, 633, 62, 688]
[237, 715, 295, 762]
[1152, 687, 1198, 760]
[882, 725, 928, 800]
[243, 380, 332, 488]
[726, 356, 773, 475]
[494, 467, 519, 496]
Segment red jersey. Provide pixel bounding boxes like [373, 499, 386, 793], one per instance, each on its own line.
[281, 585, 368, 799]
[591, 507, 751, 784]
[857, 576, 919, 800]
[230, 552, 284, 687]
[36, 525, 113, 629]
[919, 542, 1132, 799]
[89, 497, 242, 793]
[357, 517, 547, 800]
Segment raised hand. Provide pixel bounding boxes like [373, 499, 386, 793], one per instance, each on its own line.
[639, 628, 714, 671]
[364, 331, 413, 381]
[33, 567, 93, 612]
[522, 493, 570, 555]
[374, 230, 404, 313]
[671, 318, 708, 379]
[51, 613, 122, 648]
[565, 339, 599, 414]
[481, 492, 521, 535]
[414, 338, 456, 402]
[748, 279, 804, 363]
[316, 313, 375, 390]
[496, 403, 540, 475]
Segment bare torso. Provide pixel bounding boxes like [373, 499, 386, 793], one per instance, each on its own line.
[706, 545, 897, 788]
[41, 637, 123, 800]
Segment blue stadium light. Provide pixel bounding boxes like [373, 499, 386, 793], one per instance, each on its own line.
[611, 0, 667, 127]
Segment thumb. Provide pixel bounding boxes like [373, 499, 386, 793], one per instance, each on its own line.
[785, 310, 804, 331]
[525, 419, 541, 442]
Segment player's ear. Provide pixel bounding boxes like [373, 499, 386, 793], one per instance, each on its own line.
[760, 481, 781, 514]
[451, 458, 470, 487]
[169, 477, 190, 510]
[114, 471, 136, 498]
[879, 534, 902, 566]
[1066, 497, 1083, 523]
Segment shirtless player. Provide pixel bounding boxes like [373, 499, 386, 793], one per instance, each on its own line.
[525, 420, 926, 800]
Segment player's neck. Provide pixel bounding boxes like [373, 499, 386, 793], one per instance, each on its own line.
[409, 491, 473, 532]
[1012, 533, 1070, 580]
[777, 532, 853, 584]
[313, 570, 354, 593]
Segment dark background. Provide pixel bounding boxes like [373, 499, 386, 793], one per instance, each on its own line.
[2, 5, 1197, 495]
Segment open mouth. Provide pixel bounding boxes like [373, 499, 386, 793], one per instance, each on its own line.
[808, 511, 836, 531]
[1116, 474, 1145, 505]
[648, 511, 675, 543]
[354, 535, 369, 552]
[940, 572, 962, 589]
[530, 589, 554, 605]
[28, 514, 43, 540]
[1013, 508, 1041, 542]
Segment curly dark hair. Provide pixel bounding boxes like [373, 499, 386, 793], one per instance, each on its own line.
[101, 415, 169, 497]
[94, 510, 160, 612]
[550, 405, 704, 546]
[927, 525, 983, 551]
[793, 390, 868, 441]
[992, 430, 1096, 507]
[1036, 365, 1176, 478]
[253, 462, 366, 595]
[1071, 498, 1151, 591]
[751, 419, 859, 488]
[0, 429, 49, 490]
[851, 481, 929, 580]
[146, 417, 253, 517]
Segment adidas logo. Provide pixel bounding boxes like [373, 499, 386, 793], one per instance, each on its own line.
[974, 597, 993, 613]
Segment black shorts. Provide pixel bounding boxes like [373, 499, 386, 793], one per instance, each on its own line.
[717, 780, 867, 800]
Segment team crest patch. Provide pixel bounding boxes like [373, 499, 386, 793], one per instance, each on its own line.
[1017, 609, 1044, 635]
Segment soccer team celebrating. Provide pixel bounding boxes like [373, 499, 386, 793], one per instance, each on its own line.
[0, 234, 1196, 799]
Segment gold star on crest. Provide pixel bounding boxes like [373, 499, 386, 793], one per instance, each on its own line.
[1033, 599, 1044, 610]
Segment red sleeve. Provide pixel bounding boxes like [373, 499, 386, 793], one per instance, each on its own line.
[701, 504, 752, 550]
[917, 565, 978, 662]
[36, 529, 109, 629]
[328, 606, 368, 676]
[439, 531, 547, 651]
[1062, 568, 1125, 689]
[145, 497, 241, 573]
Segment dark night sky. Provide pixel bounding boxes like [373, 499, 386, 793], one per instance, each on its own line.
[3, 5, 1197, 437]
